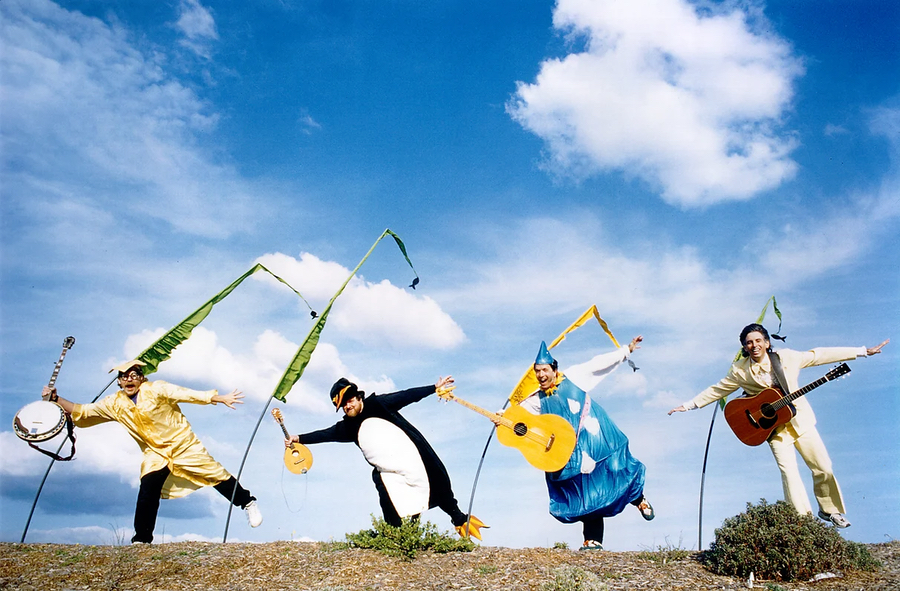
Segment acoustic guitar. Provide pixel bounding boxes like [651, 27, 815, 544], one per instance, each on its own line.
[724, 363, 850, 446]
[437, 387, 576, 472]
[271, 408, 314, 474]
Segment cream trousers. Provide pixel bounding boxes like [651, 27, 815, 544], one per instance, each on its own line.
[768, 423, 845, 516]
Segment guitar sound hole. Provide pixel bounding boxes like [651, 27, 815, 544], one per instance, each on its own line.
[759, 403, 776, 419]
[513, 422, 528, 437]
[291, 450, 300, 458]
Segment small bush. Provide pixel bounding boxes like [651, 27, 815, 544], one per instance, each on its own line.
[541, 566, 608, 591]
[703, 499, 881, 582]
[553, 541, 569, 550]
[345, 516, 474, 560]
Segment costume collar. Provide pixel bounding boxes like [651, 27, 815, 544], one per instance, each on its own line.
[541, 372, 566, 396]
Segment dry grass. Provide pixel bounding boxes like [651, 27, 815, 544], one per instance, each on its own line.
[0, 540, 897, 590]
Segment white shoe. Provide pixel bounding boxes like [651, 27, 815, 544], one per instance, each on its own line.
[818, 510, 850, 528]
[244, 500, 263, 528]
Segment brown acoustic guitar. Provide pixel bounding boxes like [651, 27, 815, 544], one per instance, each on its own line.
[724, 363, 850, 446]
[437, 387, 576, 472]
[272, 408, 314, 474]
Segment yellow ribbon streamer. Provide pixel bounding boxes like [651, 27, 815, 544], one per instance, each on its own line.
[508, 305, 620, 405]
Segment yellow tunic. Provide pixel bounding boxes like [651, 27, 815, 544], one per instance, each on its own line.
[71, 380, 231, 499]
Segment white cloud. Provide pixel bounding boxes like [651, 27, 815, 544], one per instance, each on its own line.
[255, 252, 467, 350]
[116, 326, 331, 411]
[0, 0, 257, 240]
[23, 525, 131, 545]
[175, 0, 218, 42]
[824, 123, 849, 137]
[1, 424, 140, 483]
[112, 324, 398, 414]
[174, 0, 219, 59]
[507, 0, 803, 206]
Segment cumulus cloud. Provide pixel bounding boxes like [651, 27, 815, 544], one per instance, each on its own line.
[507, 0, 803, 206]
[22, 525, 131, 545]
[175, 0, 218, 43]
[114, 326, 333, 411]
[21, 523, 226, 545]
[255, 252, 467, 350]
[1, 425, 139, 482]
[0, 0, 256, 239]
[110, 322, 400, 413]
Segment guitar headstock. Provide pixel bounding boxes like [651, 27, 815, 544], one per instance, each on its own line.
[436, 386, 456, 402]
[63, 336, 76, 350]
[271, 408, 284, 423]
[826, 363, 851, 381]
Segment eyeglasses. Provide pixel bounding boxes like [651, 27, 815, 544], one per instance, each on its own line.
[119, 372, 143, 382]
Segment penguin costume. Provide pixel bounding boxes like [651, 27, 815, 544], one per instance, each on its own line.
[294, 377, 487, 539]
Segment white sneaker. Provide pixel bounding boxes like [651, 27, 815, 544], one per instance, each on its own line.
[244, 500, 263, 528]
[818, 510, 850, 528]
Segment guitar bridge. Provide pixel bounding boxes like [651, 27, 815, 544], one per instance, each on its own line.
[745, 409, 760, 429]
[545, 434, 555, 452]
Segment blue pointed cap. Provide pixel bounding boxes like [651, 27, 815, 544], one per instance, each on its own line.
[534, 341, 556, 365]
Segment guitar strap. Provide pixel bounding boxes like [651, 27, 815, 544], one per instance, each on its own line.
[768, 351, 790, 395]
[28, 415, 77, 462]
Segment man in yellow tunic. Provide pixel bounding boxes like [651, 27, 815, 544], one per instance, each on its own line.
[42, 359, 263, 543]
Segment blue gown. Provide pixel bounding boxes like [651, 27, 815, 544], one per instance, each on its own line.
[539, 377, 646, 523]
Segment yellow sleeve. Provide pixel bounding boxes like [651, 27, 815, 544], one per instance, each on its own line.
[70, 395, 117, 428]
[692, 367, 742, 409]
[152, 381, 217, 405]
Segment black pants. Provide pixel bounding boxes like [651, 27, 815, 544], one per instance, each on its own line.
[580, 496, 645, 544]
[132, 466, 254, 543]
[372, 469, 468, 528]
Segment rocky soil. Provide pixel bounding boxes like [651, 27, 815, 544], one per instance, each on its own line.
[0, 540, 897, 590]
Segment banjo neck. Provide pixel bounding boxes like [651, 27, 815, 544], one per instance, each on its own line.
[48, 337, 76, 388]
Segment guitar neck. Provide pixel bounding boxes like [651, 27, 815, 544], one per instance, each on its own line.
[772, 376, 829, 410]
[447, 396, 501, 423]
[276, 420, 291, 440]
[47, 349, 71, 389]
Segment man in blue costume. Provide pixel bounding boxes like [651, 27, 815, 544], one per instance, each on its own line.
[518, 337, 653, 550]
[285, 376, 487, 539]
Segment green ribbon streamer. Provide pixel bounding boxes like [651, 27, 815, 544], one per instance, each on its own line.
[137, 263, 314, 375]
[270, 228, 418, 402]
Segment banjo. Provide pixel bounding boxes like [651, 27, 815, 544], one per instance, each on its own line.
[13, 336, 77, 460]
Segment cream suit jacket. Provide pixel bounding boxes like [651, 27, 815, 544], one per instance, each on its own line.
[692, 347, 865, 436]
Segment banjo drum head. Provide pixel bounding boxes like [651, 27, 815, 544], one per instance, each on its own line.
[13, 400, 67, 443]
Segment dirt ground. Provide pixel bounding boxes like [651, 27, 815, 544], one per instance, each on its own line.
[0, 540, 897, 590]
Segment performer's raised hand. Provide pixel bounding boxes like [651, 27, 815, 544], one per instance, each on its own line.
[41, 385, 57, 401]
[628, 335, 644, 353]
[667, 405, 686, 415]
[212, 389, 244, 409]
[435, 375, 454, 390]
[867, 339, 889, 356]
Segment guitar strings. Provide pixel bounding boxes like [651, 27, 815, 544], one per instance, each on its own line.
[280, 461, 309, 514]
[444, 397, 553, 447]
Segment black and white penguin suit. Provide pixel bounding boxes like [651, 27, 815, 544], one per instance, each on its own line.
[299, 385, 468, 527]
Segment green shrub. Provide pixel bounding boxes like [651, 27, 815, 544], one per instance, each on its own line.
[541, 566, 608, 591]
[345, 515, 475, 560]
[703, 499, 881, 582]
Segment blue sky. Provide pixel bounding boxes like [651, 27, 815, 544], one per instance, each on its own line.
[1, 0, 897, 550]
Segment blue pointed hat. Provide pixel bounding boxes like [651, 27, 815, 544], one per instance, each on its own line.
[534, 341, 556, 365]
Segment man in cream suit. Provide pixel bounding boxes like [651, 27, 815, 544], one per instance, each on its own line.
[669, 323, 888, 528]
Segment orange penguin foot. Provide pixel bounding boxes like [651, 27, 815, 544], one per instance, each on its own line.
[455, 515, 489, 540]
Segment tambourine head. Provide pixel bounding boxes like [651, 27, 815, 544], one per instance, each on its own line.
[13, 401, 67, 443]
